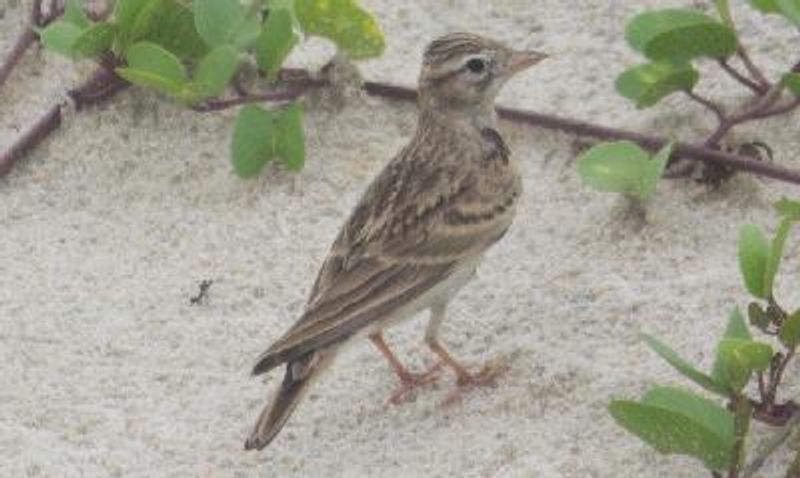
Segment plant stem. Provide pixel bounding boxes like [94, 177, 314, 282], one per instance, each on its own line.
[719, 59, 768, 95]
[685, 90, 726, 124]
[729, 396, 752, 478]
[736, 46, 770, 90]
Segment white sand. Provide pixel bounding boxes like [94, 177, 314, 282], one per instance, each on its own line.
[2, 0, 800, 476]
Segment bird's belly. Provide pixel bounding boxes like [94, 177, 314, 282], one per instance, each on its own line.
[357, 258, 480, 338]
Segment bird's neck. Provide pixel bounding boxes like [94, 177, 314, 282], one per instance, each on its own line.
[417, 102, 498, 137]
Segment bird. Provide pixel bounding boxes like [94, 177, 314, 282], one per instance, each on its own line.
[244, 32, 547, 451]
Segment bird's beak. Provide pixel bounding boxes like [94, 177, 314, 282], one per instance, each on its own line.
[507, 50, 548, 74]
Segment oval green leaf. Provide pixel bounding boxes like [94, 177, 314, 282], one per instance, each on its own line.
[738, 224, 771, 298]
[116, 41, 188, 96]
[231, 105, 277, 177]
[193, 0, 247, 47]
[39, 21, 84, 57]
[71, 23, 117, 58]
[609, 387, 734, 471]
[256, 8, 301, 78]
[616, 61, 699, 108]
[714, 338, 773, 392]
[129, 0, 207, 60]
[193, 45, 240, 99]
[616, 62, 700, 108]
[626, 9, 737, 62]
[295, 0, 385, 59]
[576, 141, 665, 200]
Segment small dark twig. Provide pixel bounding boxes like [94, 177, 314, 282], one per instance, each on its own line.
[719, 59, 768, 95]
[736, 45, 771, 90]
[685, 90, 726, 124]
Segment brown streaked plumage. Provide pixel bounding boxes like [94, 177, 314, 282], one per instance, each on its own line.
[245, 32, 547, 451]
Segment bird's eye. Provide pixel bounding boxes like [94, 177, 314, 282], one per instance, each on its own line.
[466, 58, 486, 74]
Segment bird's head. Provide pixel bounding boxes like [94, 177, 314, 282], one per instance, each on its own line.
[418, 33, 547, 116]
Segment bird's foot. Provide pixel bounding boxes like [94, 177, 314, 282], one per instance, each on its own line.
[441, 360, 509, 407]
[387, 363, 443, 405]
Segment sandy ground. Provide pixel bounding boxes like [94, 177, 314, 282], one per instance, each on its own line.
[2, 0, 800, 476]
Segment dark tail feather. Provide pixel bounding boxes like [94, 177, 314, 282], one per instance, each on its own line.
[244, 353, 324, 450]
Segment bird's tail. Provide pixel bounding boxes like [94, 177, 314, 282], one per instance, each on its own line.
[244, 352, 327, 450]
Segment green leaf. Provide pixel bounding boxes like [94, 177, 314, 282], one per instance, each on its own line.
[256, 8, 300, 78]
[738, 224, 771, 299]
[784, 73, 800, 97]
[275, 102, 305, 170]
[116, 41, 188, 97]
[642, 334, 729, 396]
[780, 310, 800, 348]
[609, 386, 734, 471]
[129, 0, 208, 59]
[231, 105, 277, 177]
[193, 0, 247, 47]
[625, 9, 737, 62]
[64, 0, 90, 28]
[71, 23, 116, 58]
[39, 21, 84, 57]
[765, 218, 795, 296]
[295, 0, 385, 59]
[192, 45, 240, 99]
[777, 0, 800, 24]
[617, 62, 699, 108]
[775, 198, 800, 219]
[576, 141, 667, 200]
[712, 309, 752, 392]
[715, 338, 773, 392]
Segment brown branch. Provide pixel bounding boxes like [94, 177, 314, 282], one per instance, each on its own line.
[4, 66, 800, 185]
[0, 67, 124, 177]
[0, 104, 61, 177]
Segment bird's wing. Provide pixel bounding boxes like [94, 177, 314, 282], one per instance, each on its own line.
[252, 128, 519, 375]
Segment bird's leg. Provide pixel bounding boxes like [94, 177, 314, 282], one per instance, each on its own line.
[369, 332, 440, 405]
[426, 303, 507, 405]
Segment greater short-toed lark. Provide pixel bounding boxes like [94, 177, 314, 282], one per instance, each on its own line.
[245, 32, 546, 450]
